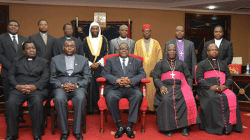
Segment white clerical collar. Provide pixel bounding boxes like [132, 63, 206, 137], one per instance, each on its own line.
[28, 58, 33, 61]
[119, 37, 127, 40]
[65, 36, 72, 40]
[212, 59, 216, 61]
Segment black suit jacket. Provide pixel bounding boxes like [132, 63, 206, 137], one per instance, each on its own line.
[100, 56, 146, 95]
[53, 36, 84, 57]
[163, 39, 197, 79]
[0, 33, 28, 77]
[29, 33, 56, 61]
[8, 56, 49, 91]
[50, 54, 91, 90]
[202, 39, 233, 65]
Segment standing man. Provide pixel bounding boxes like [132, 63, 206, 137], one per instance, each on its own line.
[134, 24, 162, 111]
[50, 39, 91, 140]
[53, 23, 83, 56]
[109, 24, 135, 54]
[82, 21, 109, 114]
[163, 25, 197, 79]
[154, 44, 200, 137]
[196, 43, 242, 135]
[5, 41, 49, 140]
[100, 43, 146, 138]
[0, 20, 28, 102]
[202, 25, 233, 65]
[29, 19, 57, 115]
[29, 19, 56, 62]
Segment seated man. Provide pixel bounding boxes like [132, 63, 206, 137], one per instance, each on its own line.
[50, 39, 91, 140]
[100, 43, 146, 138]
[196, 43, 242, 135]
[153, 44, 200, 137]
[5, 41, 49, 140]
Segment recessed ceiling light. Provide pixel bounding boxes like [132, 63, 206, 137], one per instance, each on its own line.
[207, 5, 217, 10]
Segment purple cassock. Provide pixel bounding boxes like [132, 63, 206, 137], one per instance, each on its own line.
[176, 40, 184, 61]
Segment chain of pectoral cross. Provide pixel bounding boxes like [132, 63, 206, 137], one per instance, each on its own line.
[166, 60, 176, 79]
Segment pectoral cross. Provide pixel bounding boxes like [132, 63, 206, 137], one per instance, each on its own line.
[179, 51, 184, 57]
[170, 71, 175, 79]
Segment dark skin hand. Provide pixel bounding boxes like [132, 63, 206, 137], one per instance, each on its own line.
[210, 85, 228, 92]
[160, 86, 168, 94]
[90, 63, 99, 70]
[15, 85, 37, 94]
[149, 69, 154, 77]
[61, 83, 77, 92]
[116, 77, 132, 87]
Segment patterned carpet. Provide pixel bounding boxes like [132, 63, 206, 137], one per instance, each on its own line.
[0, 110, 249, 140]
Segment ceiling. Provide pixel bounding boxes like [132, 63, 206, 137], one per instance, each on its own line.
[1, 0, 250, 14]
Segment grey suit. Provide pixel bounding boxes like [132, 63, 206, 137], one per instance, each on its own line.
[100, 56, 146, 123]
[29, 33, 56, 61]
[109, 37, 135, 54]
[50, 54, 91, 134]
[202, 39, 233, 65]
[53, 36, 84, 57]
[0, 33, 28, 101]
[163, 39, 197, 79]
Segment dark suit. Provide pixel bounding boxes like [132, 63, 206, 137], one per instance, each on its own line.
[29, 33, 57, 61]
[163, 39, 197, 79]
[50, 54, 91, 134]
[53, 36, 83, 57]
[5, 56, 49, 137]
[100, 56, 146, 123]
[202, 39, 233, 65]
[0, 33, 28, 101]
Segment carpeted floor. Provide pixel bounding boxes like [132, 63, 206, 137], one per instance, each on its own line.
[0, 110, 249, 140]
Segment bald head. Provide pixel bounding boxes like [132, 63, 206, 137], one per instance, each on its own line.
[166, 44, 177, 60]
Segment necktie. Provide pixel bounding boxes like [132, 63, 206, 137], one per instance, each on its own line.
[122, 58, 126, 75]
[42, 34, 47, 45]
[13, 36, 18, 51]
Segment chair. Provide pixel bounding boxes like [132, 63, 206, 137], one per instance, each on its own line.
[96, 54, 150, 133]
[50, 100, 86, 135]
[19, 100, 47, 135]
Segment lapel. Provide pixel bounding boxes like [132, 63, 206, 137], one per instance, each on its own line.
[174, 39, 179, 60]
[29, 57, 39, 71]
[72, 54, 80, 75]
[60, 54, 67, 75]
[47, 34, 52, 46]
[183, 39, 189, 61]
[115, 57, 124, 77]
[5, 33, 16, 52]
[125, 57, 133, 75]
[21, 57, 30, 72]
[36, 33, 46, 46]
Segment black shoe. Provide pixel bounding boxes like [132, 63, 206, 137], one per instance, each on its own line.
[5, 136, 18, 140]
[115, 127, 125, 138]
[73, 133, 83, 140]
[126, 127, 135, 139]
[60, 134, 69, 140]
[165, 131, 173, 137]
[182, 128, 189, 136]
[18, 116, 26, 123]
[34, 135, 42, 140]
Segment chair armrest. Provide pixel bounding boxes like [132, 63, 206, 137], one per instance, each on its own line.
[97, 77, 106, 97]
[140, 78, 151, 97]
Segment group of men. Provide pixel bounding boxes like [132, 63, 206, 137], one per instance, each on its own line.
[0, 18, 242, 140]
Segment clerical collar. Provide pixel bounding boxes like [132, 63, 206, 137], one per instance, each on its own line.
[27, 58, 33, 61]
[40, 32, 47, 36]
[212, 59, 216, 61]
[65, 36, 72, 40]
[167, 58, 176, 62]
[119, 37, 127, 40]
[176, 38, 183, 42]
